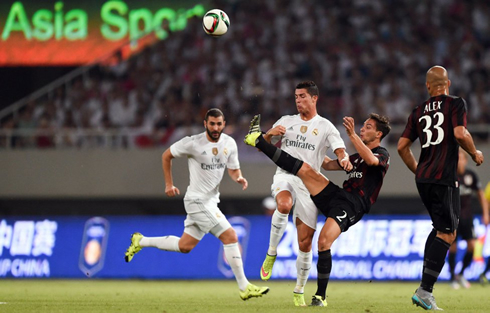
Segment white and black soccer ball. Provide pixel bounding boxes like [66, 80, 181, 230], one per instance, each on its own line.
[202, 9, 230, 37]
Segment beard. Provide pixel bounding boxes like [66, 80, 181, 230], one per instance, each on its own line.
[206, 127, 222, 142]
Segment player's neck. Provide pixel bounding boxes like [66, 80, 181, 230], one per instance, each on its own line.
[300, 111, 316, 121]
[430, 88, 448, 97]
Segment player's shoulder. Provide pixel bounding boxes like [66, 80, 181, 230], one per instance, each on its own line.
[314, 114, 335, 125]
[374, 146, 390, 157]
[278, 114, 299, 122]
[219, 133, 237, 145]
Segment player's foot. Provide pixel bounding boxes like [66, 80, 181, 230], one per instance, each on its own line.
[310, 295, 327, 307]
[260, 254, 277, 281]
[456, 274, 471, 289]
[124, 232, 143, 262]
[239, 283, 269, 300]
[244, 114, 261, 147]
[479, 273, 488, 285]
[412, 288, 443, 311]
[450, 280, 460, 290]
[293, 292, 306, 307]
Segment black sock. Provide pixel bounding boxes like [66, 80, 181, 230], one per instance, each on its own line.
[421, 237, 451, 293]
[422, 229, 437, 278]
[448, 251, 456, 280]
[255, 135, 303, 175]
[315, 250, 332, 299]
[460, 250, 473, 274]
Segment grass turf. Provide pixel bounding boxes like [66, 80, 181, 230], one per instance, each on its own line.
[0, 279, 489, 312]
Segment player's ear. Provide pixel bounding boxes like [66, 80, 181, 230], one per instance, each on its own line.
[447, 79, 451, 88]
[203, 120, 207, 128]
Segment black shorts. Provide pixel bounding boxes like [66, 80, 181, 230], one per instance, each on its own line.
[416, 182, 460, 233]
[311, 182, 366, 232]
[457, 218, 475, 240]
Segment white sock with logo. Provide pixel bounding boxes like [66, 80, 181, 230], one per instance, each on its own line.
[140, 236, 181, 252]
[224, 242, 249, 291]
[268, 210, 289, 255]
[294, 250, 312, 294]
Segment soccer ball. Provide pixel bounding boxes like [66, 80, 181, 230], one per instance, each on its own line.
[202, 9, 230, 37]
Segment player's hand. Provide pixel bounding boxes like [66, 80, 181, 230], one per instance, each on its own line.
[236, 176, 248, 190]
[266, 125, 286, 137]
[343, 116, 355, 137]
[340, 158, 353, 172]
[165, 185, 180, 197]
[472, 150, 484, 166]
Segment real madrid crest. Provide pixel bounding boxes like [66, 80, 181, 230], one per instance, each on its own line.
[223, 148, 228, 155]
[212, 148, 218, 155]
[312, 129, 318, 136]
[300, 126, 308, 134]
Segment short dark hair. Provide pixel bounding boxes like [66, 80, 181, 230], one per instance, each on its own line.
[205, 108, 224, 121]
[369, 113, 391, 140]
[296, 81, 319, 97]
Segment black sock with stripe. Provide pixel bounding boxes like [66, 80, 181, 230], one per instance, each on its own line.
[255, 135, 303, 175]
[315, 250, 332, 299]
[421, 237, 451, 293]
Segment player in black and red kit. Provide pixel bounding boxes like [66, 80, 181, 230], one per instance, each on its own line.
[244, 113, 391, 307]
[398, 65, 484, 311]
[448, 149, 489, 289]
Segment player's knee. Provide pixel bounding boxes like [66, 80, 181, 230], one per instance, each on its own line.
[317, 237, 333, 251]
[276, 198, 293, 214]
[219, 228, 238, 244]
[298, 238, 312, 252]
[179, 244, 194, 254]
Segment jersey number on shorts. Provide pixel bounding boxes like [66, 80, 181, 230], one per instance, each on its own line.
[419, 112, 444, 148]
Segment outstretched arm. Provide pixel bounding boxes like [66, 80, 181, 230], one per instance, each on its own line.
[162, 148, 180, 197]
[343, 117, 379, 166]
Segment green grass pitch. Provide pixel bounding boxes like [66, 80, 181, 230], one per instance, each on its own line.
[0, 279, 489, 312]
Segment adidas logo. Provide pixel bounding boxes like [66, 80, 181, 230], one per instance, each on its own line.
[201, 151, 207, 155]
[288, 126, 294, 130]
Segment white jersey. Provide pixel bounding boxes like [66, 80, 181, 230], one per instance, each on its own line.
[170, 132, 240, 202]
[271, 114, 345, 174]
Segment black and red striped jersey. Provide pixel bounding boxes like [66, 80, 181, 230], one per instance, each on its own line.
[400, 95, 467, 187]
[342, 146, 390, 212]
[458, 168, 481, 219]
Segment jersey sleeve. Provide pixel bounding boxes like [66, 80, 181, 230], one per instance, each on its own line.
[400, 110, 418, 142]
[170, 136, 194, 158]
[452, 97, 467, 128]
[485, 182, 490, 202]
[226, 138, 240, 170]
[375, 147, 390, 169]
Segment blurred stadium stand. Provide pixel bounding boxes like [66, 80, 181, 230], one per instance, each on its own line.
[1, 0, 489, 216]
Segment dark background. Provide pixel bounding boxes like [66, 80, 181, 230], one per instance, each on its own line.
[0, 67, 75, 109]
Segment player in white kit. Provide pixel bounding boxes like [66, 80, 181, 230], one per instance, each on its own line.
[125, 108, 269, 300]
[259, 81, 348, 306]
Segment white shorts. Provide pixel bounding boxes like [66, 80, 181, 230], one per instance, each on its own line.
[183, 198, 232, 240]
[271, 173, 319, 230]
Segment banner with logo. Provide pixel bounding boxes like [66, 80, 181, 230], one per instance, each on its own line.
[0, 215, 489, 280]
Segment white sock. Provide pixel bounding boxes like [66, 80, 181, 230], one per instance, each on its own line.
[139, 236, 181, 252]
[294, 250, 312, 294]
[268, 210, 289, 255]
[224, 243, 249, 291]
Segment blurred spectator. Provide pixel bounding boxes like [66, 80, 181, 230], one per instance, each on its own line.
[2, 0, 490, 149]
